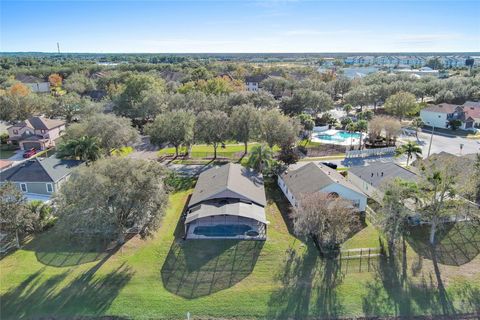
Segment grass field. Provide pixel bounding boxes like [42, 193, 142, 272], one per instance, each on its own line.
[158, 143, 280, 159]
[1, 183, 479, 319]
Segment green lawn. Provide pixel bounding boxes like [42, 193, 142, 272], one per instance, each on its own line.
[158, 143, 280, 159]
[0, 144, 18, 159]
[1, 184, 479, 319]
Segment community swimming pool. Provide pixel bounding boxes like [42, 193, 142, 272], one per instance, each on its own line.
[311, 129, 363, 145]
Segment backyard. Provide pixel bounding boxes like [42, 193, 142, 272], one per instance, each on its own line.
[0, 182, 479, 319]
[158, 142, 280, 160]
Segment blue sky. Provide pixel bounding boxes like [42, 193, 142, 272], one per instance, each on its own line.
[1, 1, 479, 53]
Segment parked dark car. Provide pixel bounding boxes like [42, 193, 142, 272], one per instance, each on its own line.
[23, 148, 37, 158]
[322, 162, 338, 169]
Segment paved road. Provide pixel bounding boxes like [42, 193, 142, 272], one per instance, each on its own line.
[401, 131, 480, 158]
[167, 163, 216, 176]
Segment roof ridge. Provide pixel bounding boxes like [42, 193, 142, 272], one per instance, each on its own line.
[36, 158, 55, 181]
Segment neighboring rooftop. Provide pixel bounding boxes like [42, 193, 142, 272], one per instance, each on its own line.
[245, 75, 268, 83]
[9, 116, 65, 131]
[348, 162, 419, 189]
[188, 163, 266, 208]
[281, 162, 363, 200]
[15, 74, 46, 83]
[0, 157, 82, 183]
[422, 103, 461, 114]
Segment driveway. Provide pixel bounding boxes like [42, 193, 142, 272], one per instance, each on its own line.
[129, 136, 160, 160]
[167, 163, 215, 176]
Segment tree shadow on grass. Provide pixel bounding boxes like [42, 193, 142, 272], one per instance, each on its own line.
[22, 231, 108, 267]
[22, 227, 135, 267]
[406, 222, 480, 266]
[160, 239, 264, 299]
[362, 239, 456, 318]
[267, 242, 347, 319]
[1, 262, 133, 320]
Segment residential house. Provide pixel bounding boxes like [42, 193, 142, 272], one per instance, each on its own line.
[0, 156, 82, 202]
[245, 75, 268, 92]
[347, 162, 419, 202]
[7, 116, 66, 150]
[184, 163, 268, 240]
[463, 101, 480, 128]
[420, 102, 480, 130]
[278, 162, 367, 211]
[15, 75, 50, 93]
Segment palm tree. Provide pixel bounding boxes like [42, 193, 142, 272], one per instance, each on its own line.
[355, 120, 368, 149]
[396, 141, 422, 166]
[343, 104, 353, 116]
[411, 117, 424, 141]
[246, 144, 273, 173]
[58, 136, 102, 163]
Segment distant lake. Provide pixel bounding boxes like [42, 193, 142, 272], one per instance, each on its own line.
[318, 66, 380, 79]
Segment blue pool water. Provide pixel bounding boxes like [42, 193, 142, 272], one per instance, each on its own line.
[193, 224, 252, 237]
[314, 131, 361, 142]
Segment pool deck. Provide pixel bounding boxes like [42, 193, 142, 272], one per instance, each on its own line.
[311, 129, 366, 146]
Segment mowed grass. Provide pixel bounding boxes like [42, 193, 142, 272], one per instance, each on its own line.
[1, 184, 479, 319]
[158, 142, 280, 159]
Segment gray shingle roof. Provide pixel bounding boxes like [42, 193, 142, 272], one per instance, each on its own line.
[281, 162, 363, 200]
[185, 199, 267, 224]
[8, 116, 65, 131]
[27, 117, 65, 130]
[38, 157, 83, 182]
[188, 163, 266, 208]
[348, 162, 419, 189]
[0, 157, 82, 183]
[245, 75, 268, 83]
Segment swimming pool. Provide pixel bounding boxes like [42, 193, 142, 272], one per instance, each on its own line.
[193, 224, 252, 237]
[311, 129, 363, 145]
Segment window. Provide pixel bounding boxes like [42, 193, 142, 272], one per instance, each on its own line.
[46, 183, 53, 193]
[20, 183, 27, 192]
[13, 129, 18, 135]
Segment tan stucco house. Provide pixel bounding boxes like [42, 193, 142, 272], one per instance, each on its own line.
[7, 116, 66, 150]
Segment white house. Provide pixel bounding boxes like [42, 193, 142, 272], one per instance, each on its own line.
[420, 103, 478, 130]
[278, 162, 367, 211]
[245, 75, 268, 92]
[347, 162, 418, 202]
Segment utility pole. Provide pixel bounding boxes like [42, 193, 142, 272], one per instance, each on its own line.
[57, 42, 60, 54]
[427, 124, 435, 157]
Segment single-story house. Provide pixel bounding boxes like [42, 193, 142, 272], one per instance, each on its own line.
[0, 156, 82, 202]
[278, 162, 367, 211]
[184, 163, 268, 240]
[420, 102, 480, 130]
[7, 116, 66, 150]
[347, 162, 419, 202]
